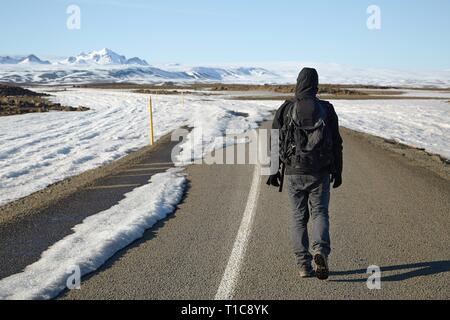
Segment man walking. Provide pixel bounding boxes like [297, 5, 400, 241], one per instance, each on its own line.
[267, 68, 343, 280]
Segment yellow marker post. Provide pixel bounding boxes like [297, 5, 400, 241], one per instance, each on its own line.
[149, 96, 155, 145]
[181, 91, 185, 108]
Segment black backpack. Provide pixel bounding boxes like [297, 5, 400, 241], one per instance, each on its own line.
[279, 99, 334, 173]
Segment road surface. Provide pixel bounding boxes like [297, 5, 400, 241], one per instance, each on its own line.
[0, 123, 449, 300]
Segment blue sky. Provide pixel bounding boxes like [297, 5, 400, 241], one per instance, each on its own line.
[1, 0, 449, 70]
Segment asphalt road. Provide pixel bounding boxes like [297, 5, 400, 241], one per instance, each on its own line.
[1, 123, 449, 300]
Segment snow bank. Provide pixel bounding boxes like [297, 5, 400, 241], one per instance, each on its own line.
[0, 168, 186, 300]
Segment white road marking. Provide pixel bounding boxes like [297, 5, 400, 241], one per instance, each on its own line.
[215, 164, 261, 300]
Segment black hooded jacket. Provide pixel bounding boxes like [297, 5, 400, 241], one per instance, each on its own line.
[272, 68, 343, 176]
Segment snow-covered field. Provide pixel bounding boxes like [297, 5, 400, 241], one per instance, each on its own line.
[1, 89, 449, 207]
[331, 99, 450, 160]
[0, 89, 277, 206]
[0, 88, 449, 300]
[331, 100, 450, 159]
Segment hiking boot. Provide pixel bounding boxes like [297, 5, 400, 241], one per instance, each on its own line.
[314, 253, 329, 280]
[299, 264, 314, 278]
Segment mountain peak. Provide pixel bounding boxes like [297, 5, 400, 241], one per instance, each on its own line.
[0, 49, 148, 66]
[0, 54, 50, 65]
[62, 49, 148, 66]
[98, 48, 116, 55]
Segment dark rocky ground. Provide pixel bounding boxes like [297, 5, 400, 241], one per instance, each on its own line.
[0, 84, 89, 116]
[74, 82, 450, 101]
[0, 85, 48, 97]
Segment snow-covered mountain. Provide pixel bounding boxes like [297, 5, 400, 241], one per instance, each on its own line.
[0, 54, 50, 65]
[125, 57, 149, 66]
[0, 56, 21, 64]
[0, 64, 281, 85]
[19, 54, 51, 65]
[0, 49, 148, 67]
[0, 49, 449, 87]
[184, 66, 275, 81]
[60, 48, 149, 66]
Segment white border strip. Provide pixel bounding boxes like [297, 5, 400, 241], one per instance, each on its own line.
[215, 165, 261, 300]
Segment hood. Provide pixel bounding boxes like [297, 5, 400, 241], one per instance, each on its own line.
[295, 67, 319, 99]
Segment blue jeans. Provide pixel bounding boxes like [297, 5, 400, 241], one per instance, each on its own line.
[287, 174, 331, 266]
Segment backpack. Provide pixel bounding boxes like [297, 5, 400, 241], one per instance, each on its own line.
[279, 99, 334, 173]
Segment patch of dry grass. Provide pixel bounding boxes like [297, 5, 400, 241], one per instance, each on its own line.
[0, 85, 89, 116]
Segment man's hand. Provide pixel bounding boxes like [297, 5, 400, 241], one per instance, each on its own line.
[331, 173, 342, 189]
[266, 171, 281, 187]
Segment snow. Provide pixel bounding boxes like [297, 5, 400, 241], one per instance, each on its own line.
[2, 49, 449, 87]
[0, 88, 277, 206]
[0, 168, 186, 300]
[0, 54, 50, 65]
[0, 89, 449, 300]
[60, 48, 149, 66]
[158, 61, 450, 88]
[18, 55, 51, 65]
[331, 99, 450, 160]
[0, 64, 276, 85]
[0, 89, 449, 207]
[1, 58, 449, 87]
